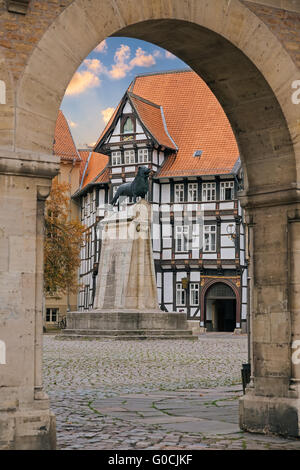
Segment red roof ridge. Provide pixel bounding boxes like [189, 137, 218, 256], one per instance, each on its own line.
[128, 91, 161, 109]
[129, 94, 177, 150]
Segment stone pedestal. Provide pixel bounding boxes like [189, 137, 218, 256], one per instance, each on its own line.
[61, 200, 194, 340]
[0, 151, 59, 449]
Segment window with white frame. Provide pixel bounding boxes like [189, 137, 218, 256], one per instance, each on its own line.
[124, 149, 135, 164]
[174, 183, 184, 203]
[138, 148, 149, 163]
[204, 225, 216, 252]
[190, 283, 199, 306]
[46, 308, 58, 323]
[220, 181, 234, 201]
[175, 225, 189, 252]
[188, 183, 198, 202]
[202, 182, 216, 202]
[176, 283, 186, 306]
[111, 151, 121, 166]
[192, 224, 201, 249]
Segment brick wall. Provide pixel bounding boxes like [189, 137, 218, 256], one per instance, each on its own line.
[0, 0, 298, 84]
[0, 0, 72, 82]
[243, 1, 300, 67]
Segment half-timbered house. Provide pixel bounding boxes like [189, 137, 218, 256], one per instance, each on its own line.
[72, 69, 248, 333]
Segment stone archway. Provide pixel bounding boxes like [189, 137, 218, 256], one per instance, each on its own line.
[1, 0, 300, 448]
[201, 279, 241, 332]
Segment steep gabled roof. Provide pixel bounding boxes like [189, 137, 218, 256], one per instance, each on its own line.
[73, 150, 109, 198]
[129, 93, 177, 150]
[79, 151, 109, 190]
[80, 69, 239, 193]
[54, 110, 81, 162]
[130, 69, 239, 177]
[94, 90, 176, 153]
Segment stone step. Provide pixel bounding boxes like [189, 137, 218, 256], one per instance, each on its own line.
[56, 333, 198, 341]
[61, 329, 194, 336]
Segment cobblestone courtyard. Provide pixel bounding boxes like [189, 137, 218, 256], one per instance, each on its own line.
[43, 334, 300, 450]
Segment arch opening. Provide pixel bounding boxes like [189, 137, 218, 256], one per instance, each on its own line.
[205, 282, 237, 332]
[3, 0, 300, 447]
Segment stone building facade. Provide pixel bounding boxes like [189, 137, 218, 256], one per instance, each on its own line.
[73, 70, 248, 333]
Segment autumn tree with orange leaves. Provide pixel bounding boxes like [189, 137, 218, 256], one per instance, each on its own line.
[44, 180, 85, 296]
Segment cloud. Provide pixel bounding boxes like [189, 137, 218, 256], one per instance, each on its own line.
[129, 47, 155, 68]
[65, 70, 101, 95]
[65, 43, 158, 95]
[153, 49, 162, 58]
[109, 44, 131, 79]
[165, 50, 176, 59]
[101, 107, 115, 124]
[67, 119, 78, 128]
[94, 39, 108, 53]
[84, 58, 106, 74]
[108, 44, 156, 80]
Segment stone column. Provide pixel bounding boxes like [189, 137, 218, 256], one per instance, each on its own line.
[0, 151, 59, 449]
[239, 188, 300, 436]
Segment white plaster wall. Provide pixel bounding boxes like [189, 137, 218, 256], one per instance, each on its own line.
[203, 253, 217, 259]
[190, 271, 200, 281]
[221, 235, 235, 247]
[123, 102, 133, 113]
[242, 303, 247, 320]
[242, 287, 248, 303]
[176, 272, 187, 281]
[220, 248, 236, 259]
[153, 182, 159, 203]
[220, 202, 234, 209]
[163, 238, 172, 248]
[221, 222, 236, 234]
[159, 151, 165, 166]
[162, 249, 172, 259]
[161, 184, 170, 203]
[163, 272, 173, 303]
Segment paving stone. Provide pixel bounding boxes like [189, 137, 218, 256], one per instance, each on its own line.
[43, 335, 300, 450]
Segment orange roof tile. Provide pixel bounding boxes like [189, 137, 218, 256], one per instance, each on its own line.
[129, 94, 176, 150]
[80, 151, 109, 190]
[130, 70, 239, 177]
[54, 110, 81, 162]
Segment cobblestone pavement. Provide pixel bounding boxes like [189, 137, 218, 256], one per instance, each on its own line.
[43, 333, 300, 450]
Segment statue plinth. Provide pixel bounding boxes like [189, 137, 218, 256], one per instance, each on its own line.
[60, 201, 195, 340]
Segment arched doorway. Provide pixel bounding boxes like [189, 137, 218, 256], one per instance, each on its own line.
[205, 282, 237, 332]
[1, 0, 300, 448]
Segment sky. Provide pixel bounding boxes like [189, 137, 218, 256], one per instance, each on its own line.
[60, 37, 190, 149]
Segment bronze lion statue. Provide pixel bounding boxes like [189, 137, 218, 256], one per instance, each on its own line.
[111, 166, 151, 206]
